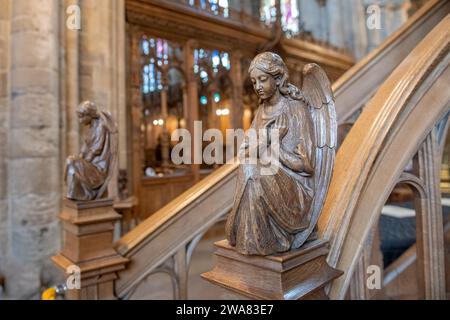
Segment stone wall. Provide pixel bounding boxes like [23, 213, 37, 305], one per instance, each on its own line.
[0, 0, 11, 278]
[79, 0, 126, 175]
[4, 0, 61, 298]
[0, 0, 126, 298]
[78, 0, 126, 198]
[0, 0, 417, 299]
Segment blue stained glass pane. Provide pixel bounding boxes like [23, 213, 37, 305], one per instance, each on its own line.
[200, 96, 208, 105]
[142, 40, 150, 55]
[200, 70, 208, 82]
[221, 52, 230, 69]
[143, 65, 149, 73]
[213, 93, 221, 103]
[212, 50, 220, 67]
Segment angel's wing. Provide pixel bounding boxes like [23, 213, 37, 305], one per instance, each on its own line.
[301, 63, 337, 149]
[95, 111, 118, 199]
[292, 63, 337, 249]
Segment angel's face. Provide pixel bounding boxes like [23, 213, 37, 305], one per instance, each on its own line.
[250, 68, 278, 101]
[77, 109, 92, 125]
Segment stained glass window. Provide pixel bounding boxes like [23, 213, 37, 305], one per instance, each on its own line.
[188, 0, 229, 18]
[194, 47, 233, 168]
[260, 0, 300, 37]
[141, 37, 170, 94]
[140, 35, 186, 174]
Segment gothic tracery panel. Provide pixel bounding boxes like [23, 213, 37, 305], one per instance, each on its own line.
[141, 35, 187, 176]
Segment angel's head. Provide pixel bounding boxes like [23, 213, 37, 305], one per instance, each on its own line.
[249, 52, 290, 101]
[77, 101, 99, 125]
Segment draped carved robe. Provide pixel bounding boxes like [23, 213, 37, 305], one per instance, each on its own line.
[65, 118, 112, 201]
[226, 97, 315, 255]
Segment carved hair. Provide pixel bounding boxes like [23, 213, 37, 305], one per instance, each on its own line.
[77, 101, 99, 118]
[249, 52, 306, 102]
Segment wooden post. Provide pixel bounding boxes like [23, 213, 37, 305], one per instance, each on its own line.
[160, 77, 170, 173]
[52, 199, 128, 300]
[231, 51, 243, 130]
[129, 27, 144, 215]
[202, 239, 342, 300]
[185, 39, 200, 181]
[413, 131, 446, 299]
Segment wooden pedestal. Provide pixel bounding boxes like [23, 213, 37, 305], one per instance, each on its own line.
[202, 239, 342, 300]
[52, 199, 129, 300]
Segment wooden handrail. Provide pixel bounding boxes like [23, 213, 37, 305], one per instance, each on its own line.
[319, 14, 450, 299]
[115, 162, 237, 255]
[114, 162, 238, 297]
[333, 0, 450, 123]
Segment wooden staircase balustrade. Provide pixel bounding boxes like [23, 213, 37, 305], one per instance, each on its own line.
[108, 3, 450, 300]
[44, 0, 450, 299]
[318, 14, 450, 299]
[381, 220, 450, 300]
[113, 163, 237, 298]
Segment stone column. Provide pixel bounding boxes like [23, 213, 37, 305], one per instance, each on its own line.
[299, 0, 322, 40]
[7, 0, 61, 298]
[364, 0, 388, 52]
[326, 0, 345, 48]
[0, 0, 11, 278]
[316, 0, 329, 42]
[64, 0, 81, 160]
[79, 0, 126, 199]
[349, 0, 369, 60]
[386, 0, 411, 35]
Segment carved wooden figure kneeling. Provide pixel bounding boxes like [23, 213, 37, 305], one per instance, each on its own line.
[225, 52, 337, 256]
[65, 101, 118, 201]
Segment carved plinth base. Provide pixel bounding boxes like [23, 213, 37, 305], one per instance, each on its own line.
[201, 239, 342, 300]
[52, 199, 128, 300]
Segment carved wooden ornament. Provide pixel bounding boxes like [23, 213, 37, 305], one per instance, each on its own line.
[65, 101, 118, 201]
[226, 52, 337, 255]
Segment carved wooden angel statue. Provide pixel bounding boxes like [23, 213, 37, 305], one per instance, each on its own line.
[65, 101, 118, 201]
[225, 52, 337, 255]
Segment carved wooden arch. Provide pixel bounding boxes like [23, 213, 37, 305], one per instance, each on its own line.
[397, 172, 427, 198]
[118, 212, 229, 300]
[318, 15, 450, 299]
